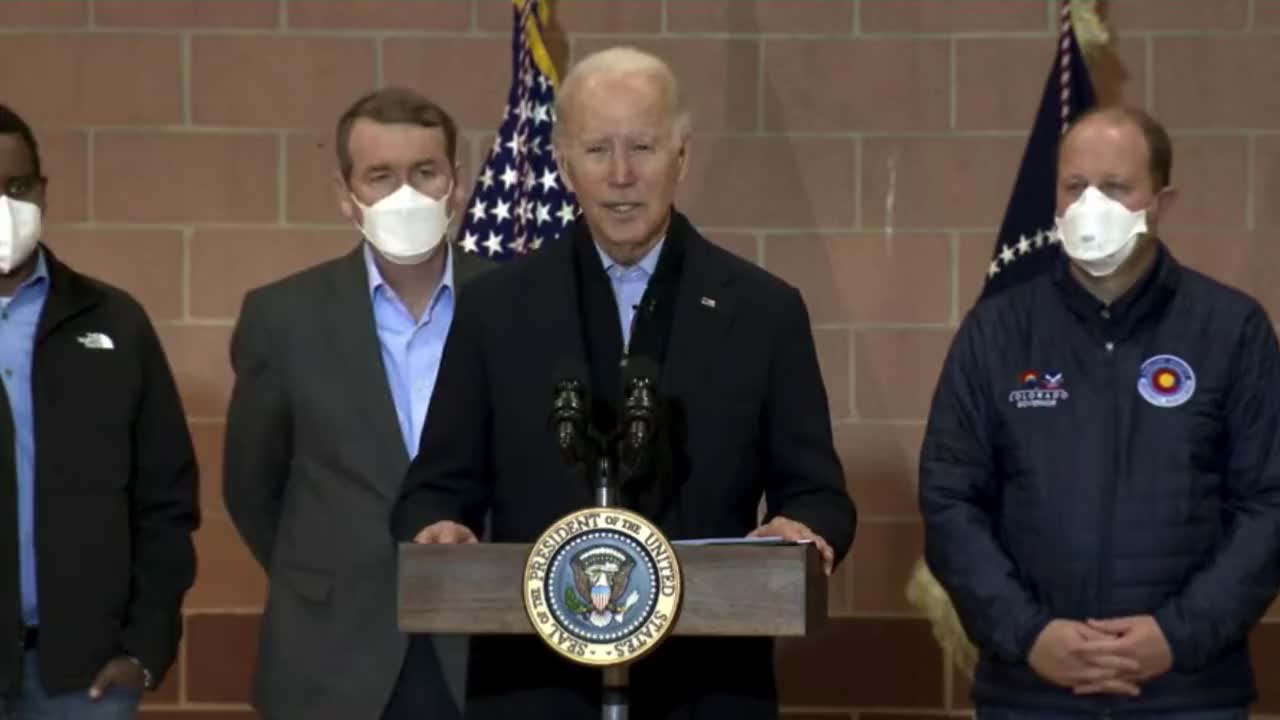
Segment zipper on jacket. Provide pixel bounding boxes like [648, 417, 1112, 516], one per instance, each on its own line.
[1096, 337, 1121, 716]
[1097, 339, 1119, 610]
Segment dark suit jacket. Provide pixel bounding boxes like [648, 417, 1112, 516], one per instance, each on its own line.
[392, 211, 856, 720]
[223, 243, 492, 720]
[0, 247, 198, 696]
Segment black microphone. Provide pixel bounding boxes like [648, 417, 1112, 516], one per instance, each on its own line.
[549, 358, 590, 466]
[619, 356, 659, 464]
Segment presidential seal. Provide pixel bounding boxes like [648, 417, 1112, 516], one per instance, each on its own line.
[524, 507, 682, 666]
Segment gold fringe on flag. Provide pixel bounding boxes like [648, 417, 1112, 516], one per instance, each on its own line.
[513, 0, 560, 87]
[1070, 0, 1110, 59]
[906, 559, 979, 679]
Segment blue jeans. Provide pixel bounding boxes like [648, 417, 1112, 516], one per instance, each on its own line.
[0, 651, 140, 720]
[977, 706, 1249, 720]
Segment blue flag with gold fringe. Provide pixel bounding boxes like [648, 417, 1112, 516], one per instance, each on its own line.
[908, 0, 1104, 680]
[979, 2, 1098, 299]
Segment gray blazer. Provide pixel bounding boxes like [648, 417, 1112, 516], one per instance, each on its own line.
[223, 243, 493, 720]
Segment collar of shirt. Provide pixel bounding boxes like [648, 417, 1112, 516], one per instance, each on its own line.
[17, 246, 48, 292]
[1052, 239, 1179, 339]
[26, 248, 49, 289]
[0, 247, 51, 307]
[594, 236, 665, 281]
[363, 242, 455, 324]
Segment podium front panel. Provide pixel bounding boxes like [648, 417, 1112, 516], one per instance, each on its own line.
[398, 543, 826, 637]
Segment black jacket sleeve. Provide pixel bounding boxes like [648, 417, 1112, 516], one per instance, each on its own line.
[1153, 306, 1280, 671]
[223, 290, 292, 570]
[762, 287, 857, 565]
[121, 311, 200, 685]
[919, 311, 1050, 664]
[392, 288, 493, 540]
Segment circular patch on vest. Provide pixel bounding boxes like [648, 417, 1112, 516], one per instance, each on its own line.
[1137, 354, 1196, 408]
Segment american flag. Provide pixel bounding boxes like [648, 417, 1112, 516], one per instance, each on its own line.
[979, 0, 1097, 299]
[457, 0, 578, 261]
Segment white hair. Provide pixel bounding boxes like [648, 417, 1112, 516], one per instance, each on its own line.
[553, 46, 691, 146]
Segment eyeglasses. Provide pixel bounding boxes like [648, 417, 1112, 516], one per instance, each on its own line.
[2, 175, 45, 200]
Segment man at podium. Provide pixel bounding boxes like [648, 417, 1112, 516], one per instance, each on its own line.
[392, 46, 856, 719]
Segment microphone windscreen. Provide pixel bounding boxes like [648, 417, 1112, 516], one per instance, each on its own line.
[553, 356, 589, 386]
[621, 355, 659, 387]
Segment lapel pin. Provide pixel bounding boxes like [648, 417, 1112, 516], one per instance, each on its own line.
[700, 296, 717, 309]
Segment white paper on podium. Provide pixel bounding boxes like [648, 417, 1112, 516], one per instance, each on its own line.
[671, 536, 813, 546]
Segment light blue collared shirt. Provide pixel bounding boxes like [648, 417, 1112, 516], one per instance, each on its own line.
[0, 249, 49, 627]
[364, 244, 456, 458]
[595, 238, 664, 352]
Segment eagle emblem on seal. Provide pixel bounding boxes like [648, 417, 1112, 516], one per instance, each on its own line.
[565, 546, 642, 627]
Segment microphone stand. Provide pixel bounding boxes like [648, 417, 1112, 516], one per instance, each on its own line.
[552, 408, 627, 720]
[552, 374, 658, 720]
[593, 451, 628, 720]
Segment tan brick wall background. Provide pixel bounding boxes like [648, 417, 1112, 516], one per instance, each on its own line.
[2, 0, 1276, 716]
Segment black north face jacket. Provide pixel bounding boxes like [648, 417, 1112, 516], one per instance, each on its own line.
[920, 244, 1280, 712]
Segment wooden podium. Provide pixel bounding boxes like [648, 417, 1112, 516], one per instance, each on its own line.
[400, 541, 825, 636]
[398, 540, 826, 715]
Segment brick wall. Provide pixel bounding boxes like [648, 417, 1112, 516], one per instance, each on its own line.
[2, 0, 1276, 717]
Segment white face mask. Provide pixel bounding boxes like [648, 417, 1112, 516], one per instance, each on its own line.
[353, 182, 452, 266]
[1054, 186, 1149, 277]
[0, 195, 42, 274]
